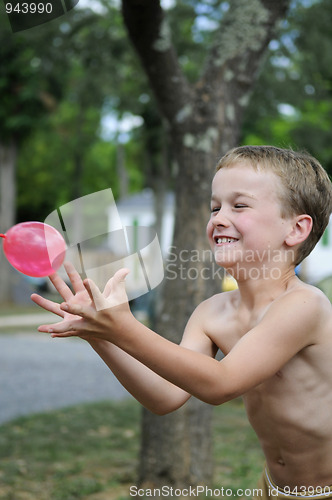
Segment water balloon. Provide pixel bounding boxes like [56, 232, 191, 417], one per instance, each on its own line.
[0, 221, 66, 277]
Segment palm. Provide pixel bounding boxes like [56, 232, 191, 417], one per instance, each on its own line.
[32, 262, 130, 338]
[31, 264, 92, 331]
[62, 288, 91, 322]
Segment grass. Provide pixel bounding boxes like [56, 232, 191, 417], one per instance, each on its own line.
[0, 398, 264, 500]
[212, 399, 265, 494]
[0, 400, 141, 500]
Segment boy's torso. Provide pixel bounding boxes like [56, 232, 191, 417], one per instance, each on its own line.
[203, 281, 332, 490]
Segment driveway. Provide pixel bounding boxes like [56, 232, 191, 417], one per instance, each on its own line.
[0, 314, 130, 425]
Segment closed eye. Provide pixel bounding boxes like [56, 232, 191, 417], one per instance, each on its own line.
[234, 204, 248, 209]
[211, 207, 220, 213]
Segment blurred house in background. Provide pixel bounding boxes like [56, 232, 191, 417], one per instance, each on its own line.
[302, 215, 332, 284]
[108, 189, 175, 257]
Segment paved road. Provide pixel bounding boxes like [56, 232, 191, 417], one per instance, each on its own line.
[0, 315, 130, 425]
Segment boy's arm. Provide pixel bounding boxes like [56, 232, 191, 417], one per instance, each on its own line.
[38, 270, 325, 406]
[89, 295, 219, 414]
[87, 340, 191, 414]
[32, 265, 214, 414]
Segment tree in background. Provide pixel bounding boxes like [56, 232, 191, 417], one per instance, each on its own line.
[121, 0, 290, 487]
[14, 4, 145, 220]
[0, 12, 67, 301]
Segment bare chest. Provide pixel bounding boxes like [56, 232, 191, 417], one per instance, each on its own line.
[243, 345, 332, 443]
[242, 356, 332, 488]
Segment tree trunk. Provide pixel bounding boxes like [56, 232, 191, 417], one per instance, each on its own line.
[0, 139, 17, 303]
[116, 139, 129, 199]
[139, 130, 223, 488]
[121, 0, 290, 488]
[139, 400, 214, 488]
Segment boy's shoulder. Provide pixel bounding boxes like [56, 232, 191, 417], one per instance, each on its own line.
[200, 280, 331, 330]
[189, 280, 331, 357]
[254, 282, 331, 349]
[205, 280, 330, 307]
[275, 283, 331, 339]
[280, 281, 331, 315]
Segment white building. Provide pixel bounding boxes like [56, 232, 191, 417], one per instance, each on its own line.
[105, 189, 174, 302]
[302, 216, 332, 284]
[107, 189, 175, 257]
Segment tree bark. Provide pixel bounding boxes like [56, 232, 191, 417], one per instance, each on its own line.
[0, 139, 17, 303]
[121, 0, 290, 488]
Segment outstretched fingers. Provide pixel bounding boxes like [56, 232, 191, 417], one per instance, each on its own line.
[35, 267, 130, 339]
[31, 293, 65, 318]
[59, 299, 95, 319]
[38, 317, 84, 336]
[47, 262, 86, 302]
[64, 261, 86, 294]
[49, 272, 73, 302]
[84, 268, 130, 310]
[83, 278, 106, 310]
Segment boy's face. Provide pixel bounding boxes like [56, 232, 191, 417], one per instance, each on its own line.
[206, 162, 294, 271]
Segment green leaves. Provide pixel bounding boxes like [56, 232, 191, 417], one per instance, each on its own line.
[242, 0, 332, 177]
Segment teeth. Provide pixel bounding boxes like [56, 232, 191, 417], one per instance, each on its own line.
[216, 237, 237, 244]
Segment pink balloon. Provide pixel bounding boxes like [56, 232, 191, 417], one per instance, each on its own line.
[0, 222, 66, 277]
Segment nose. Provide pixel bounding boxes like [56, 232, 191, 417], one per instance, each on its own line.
[211, 208, 231, 228]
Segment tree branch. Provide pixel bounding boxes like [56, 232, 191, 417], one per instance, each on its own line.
[192, 0, 290, 148]
[202, 0, 290, 100]
[121, 0, 192, 127]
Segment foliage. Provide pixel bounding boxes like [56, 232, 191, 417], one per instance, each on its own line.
[2, 0, 332, 223]
[0, 26, 48, 142]
[1, 3, 150, 222]
[16, 125, 145, 221]
[167, 1, 227, 82]
[8, 0, 231, 221]
[242, 0, 332, 177]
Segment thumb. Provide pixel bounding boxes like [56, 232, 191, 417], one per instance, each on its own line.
[104, 268, 130, 297]
[114, 267, 130, 285]
[92, 268, 130, 311]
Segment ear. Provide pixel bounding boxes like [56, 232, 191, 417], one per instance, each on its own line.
[284, 215, 313, 248]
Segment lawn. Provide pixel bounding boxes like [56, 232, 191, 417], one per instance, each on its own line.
[0, 398, 264, 500]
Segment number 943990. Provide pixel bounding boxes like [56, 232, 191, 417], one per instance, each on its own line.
[6, 2, 53, 14]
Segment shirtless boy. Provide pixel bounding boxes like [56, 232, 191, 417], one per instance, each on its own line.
[32, 146, 332, 498]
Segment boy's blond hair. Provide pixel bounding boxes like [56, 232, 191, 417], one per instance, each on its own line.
[216, 145, 332, 266]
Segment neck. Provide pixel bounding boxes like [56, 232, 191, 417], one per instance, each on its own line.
[226, 264, 297, 311]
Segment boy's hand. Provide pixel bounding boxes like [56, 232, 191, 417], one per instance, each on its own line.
[31, 262, 130, 341]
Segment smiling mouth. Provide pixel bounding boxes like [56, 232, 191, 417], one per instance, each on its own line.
[215, 237, 239, 245]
